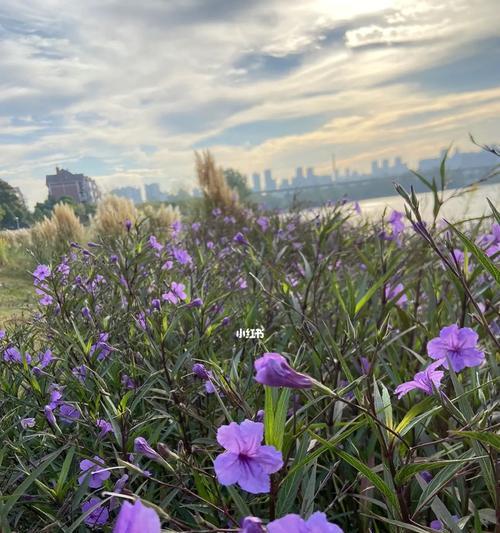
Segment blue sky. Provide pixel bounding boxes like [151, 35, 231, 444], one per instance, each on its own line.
[0, 0, 499, 204]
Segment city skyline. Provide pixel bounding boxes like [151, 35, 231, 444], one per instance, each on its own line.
[26, 144, 498, 206]
[0, 1, 499, 205]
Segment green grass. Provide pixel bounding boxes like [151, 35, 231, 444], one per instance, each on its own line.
[0, 251, 34, 325]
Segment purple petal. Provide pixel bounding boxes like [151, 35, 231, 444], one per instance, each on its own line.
[213, 452, 241, 486]
[253, 445, 283, 474]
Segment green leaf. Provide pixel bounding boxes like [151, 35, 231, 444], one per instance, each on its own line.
[55, 447, 75, 500]
[2, 446, 65, 517]
[415, 450, 475, 514]
[311, 434, 399, 511]
[449, 430, 500, 450]
[446, 221, 500, 284]
[355, 262, 399, 314]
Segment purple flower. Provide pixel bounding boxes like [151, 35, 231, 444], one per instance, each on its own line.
[192, 222, 201, 232]
[421, 470, 433, 483]
[481, 222, 499, 257]
[188, 297, 203, 308]
[44, 405, 57, 427]
[254, 353, 313, 389]
[236, 277, 247, 289]
[122, 374, 136, 389]
[81, 497, 109, 528]
[385, 283, 407, 307]
[90, 332, 113, 361]
[213, 419, 283, 494]
[38, 349, 54, 368]
[193, 363, 210, 380]
[78, 456, 111, 488]
[97, 419, 113, 438]
[353, 201, 361, 214]
[3, 347, 25, 363]
[0, 329, 5, 339]
[134, 437, 162, 462]
[57, 262, 70, 277]
[20, 417, 36, 429]
[72, 365, 87, 383]
[149, 235, 163, 252]
[429, 515, 459, 531]
[267, 512, 343, 533]
[113, 499, 161, 533]
[388, 210, 405, 236]
[255, 409, 264, 423]
[39, 293, 54, 306]
[233, 232, 248, 245]
[162, 282, 187, 304]
[82, 306, 92, 320]
[49, 388, 63, 409]
[395, 361, 444, 399]
[59, 404, 80, 423]
[256, 216, 269, 232]
[427, 325, 485, 372]
[110, 474, 129, 511]
[173, 247, 192, 265]
[161, 260, 173, 270]
[125, 219, 132, 231]
[33, 264, 51, 281]
[241, 516, 265, 533]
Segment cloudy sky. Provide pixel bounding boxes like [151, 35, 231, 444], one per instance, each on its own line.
[0, 0, 499, 204]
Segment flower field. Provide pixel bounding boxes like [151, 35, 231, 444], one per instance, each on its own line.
[0, 193, 498, 532]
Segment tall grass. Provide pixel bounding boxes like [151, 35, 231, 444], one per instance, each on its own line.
[31, 203, 85, 262]
[92, 195, 138, 239]
[195, 149, 240, 213]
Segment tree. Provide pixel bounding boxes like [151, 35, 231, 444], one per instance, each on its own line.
[0, 180, 32, 229]
[223, 168, 251, 200]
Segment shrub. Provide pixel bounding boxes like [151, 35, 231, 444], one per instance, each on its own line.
[0, 192, 497, 532]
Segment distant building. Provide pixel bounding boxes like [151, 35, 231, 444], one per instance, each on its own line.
[306, 167, 314, 180]
[371, 160, 379, 176]
[145, 182, 168, 202]
[264, 169, 276, 190]
[252, 172, 261, 192]
[46, 167, 100, 204]
[111, 186, 143, 204]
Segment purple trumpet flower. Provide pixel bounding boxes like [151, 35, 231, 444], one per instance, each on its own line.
[266, 512, 344, 533]
[113, 499, 161, 533]
[213, 419, 282, 494]
[427, 324, 485, 372]
[394, 361, 444, 399]
[254, 353, 313, 389]
[134, 437, 162, 462]
[78, 456, 110, 488]
[81, 497, 109, 528]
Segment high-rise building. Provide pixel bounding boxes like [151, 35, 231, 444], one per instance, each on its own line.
[46, 167, 100, 204]
[306, 167, 314, 180]
[252, 172, 261, 192]
[371, 160, 379, 176]
[264, 169, 276, 190]
[382, 159, 389, 176]
[145, 182, 166, 202]
[111, 186, 143, 204]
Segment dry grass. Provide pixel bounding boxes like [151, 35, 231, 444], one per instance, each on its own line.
[92, 195, 138, 239]
[141, 204, 181, 238]
[31, 203, 85, 261]
[195, 150, 239, 213]
[0, 228, 32, 249]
